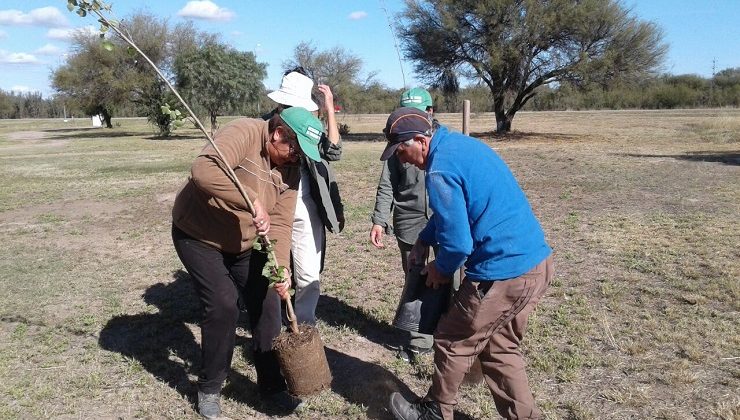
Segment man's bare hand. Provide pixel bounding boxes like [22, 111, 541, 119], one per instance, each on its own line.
[370, 224, 384, 248]
[423, 262, 452, 289]
[408, 239, 430, 267]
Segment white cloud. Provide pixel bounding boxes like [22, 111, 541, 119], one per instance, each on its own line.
[10, 85, 33, 93]
[230, 30, 243, 37]
[0, 50, 41, 64]
[177, 1, 235, 21]
[35, 43, 62, 56]
[0, 7, 69, 27]
[0, 29, 6, 39]
[348, 11, 368, 20]
[47, 26, 97, 41]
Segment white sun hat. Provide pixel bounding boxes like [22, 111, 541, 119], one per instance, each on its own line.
[267, 72, 319, 111]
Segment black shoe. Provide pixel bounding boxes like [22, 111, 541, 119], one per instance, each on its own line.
[396, 345, 432, 364]
[197, 391, 221, 419]
[263, 390, 305, 413]
[389, 392, 443, 420]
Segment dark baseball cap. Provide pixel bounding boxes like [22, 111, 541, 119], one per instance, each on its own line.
[380, 107, 432, 161]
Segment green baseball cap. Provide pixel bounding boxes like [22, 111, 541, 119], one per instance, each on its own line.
[280, 107, 323, 162]
[399, 87, 433, 111]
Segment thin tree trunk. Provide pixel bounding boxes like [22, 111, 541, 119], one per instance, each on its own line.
[210, 111, 218, 137]
[101, 108, 113, 128]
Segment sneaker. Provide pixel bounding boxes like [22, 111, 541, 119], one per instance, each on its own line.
[389, 392, 443, 420]
[396, 345, 432, 364]
[197, 391, 221, 419]
[263, 390, 305, 413]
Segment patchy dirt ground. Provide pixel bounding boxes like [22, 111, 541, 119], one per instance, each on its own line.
[0, 110, 738, 419]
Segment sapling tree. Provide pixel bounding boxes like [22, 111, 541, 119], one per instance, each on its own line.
[65, 0, 298, 330]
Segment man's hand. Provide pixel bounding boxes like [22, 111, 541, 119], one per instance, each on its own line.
[273, 269, 292, 300]
[370, 224, 384, 248]
[423, 262, 452, 290]
[408, 239, 430, 267]
[252, 199, 270, 236]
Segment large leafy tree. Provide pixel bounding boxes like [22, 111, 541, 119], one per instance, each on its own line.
[51, 13, 216, 134]
[283, 42, 378, 113]
[400, 0, 667, 132]
[175, 43, 266, 135]
[122, 17, 218, 136]
[52, 30, 129, 128]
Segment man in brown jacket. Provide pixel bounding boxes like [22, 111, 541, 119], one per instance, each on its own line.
[171, 107, 324, 418]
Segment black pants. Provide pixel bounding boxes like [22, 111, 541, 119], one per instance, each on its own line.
[172, 224, 286, 395]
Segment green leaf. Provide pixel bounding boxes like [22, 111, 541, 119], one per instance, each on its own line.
[76, 8, 86, 17]
[101, 40, 113, 51]
[160, 104, 170, 114]
[262, 263, 274, 279]
[67, 2, 75, 12]
[252, 237, 262, 251]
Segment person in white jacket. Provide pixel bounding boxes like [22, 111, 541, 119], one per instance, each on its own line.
[264, 68, 344, 325]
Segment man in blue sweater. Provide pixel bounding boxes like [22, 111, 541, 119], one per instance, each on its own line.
[383, 107, 554, 420]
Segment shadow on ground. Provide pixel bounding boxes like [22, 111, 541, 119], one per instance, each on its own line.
[98, 270, 428, 418]
[343, 132, 386, 142]
[43, 127, 141, 139]
[98, 270, 201, 403]
[147, 134, 207, 141]
[472, 131, 580, 142]
[98, 270, 283, 416]
[619, 150, 740, 166]
[317, 294, 403, 348]
[41, 127, 204, 141]
[340, 130, 580, 144]
[325, 347, 411, 419]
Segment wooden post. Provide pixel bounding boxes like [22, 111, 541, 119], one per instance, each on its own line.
[462, 100, 471, 135]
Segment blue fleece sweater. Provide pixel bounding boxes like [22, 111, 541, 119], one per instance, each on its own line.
[418, 126, 551, 281]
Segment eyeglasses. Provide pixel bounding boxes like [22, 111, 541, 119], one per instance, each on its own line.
[287, 141, 300, 158]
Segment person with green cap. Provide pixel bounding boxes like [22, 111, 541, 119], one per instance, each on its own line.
[399, 87, 434, 113]
[370, 87, 438, 363]
[171, 107, 324, 418]
[263, 67, 344, 328]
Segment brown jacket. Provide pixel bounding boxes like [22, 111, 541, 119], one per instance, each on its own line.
[172, 118, 299, 266]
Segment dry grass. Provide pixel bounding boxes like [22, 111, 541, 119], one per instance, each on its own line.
[0, 109, 738, 419]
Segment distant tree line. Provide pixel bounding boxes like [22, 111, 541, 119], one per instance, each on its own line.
[0, 91, 64, 119]
[1, 5, 737, 131]
[431, 68, 740, 113]
[524, 69, 740, 111]
[4, 67, 738, 123]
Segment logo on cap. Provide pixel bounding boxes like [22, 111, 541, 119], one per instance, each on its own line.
[306, 126, 321, 141]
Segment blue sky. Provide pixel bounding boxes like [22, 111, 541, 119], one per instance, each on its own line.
[1, 0, 738, 97]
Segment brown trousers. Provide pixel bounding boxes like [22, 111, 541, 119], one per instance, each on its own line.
[427, 255, 554, 420]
